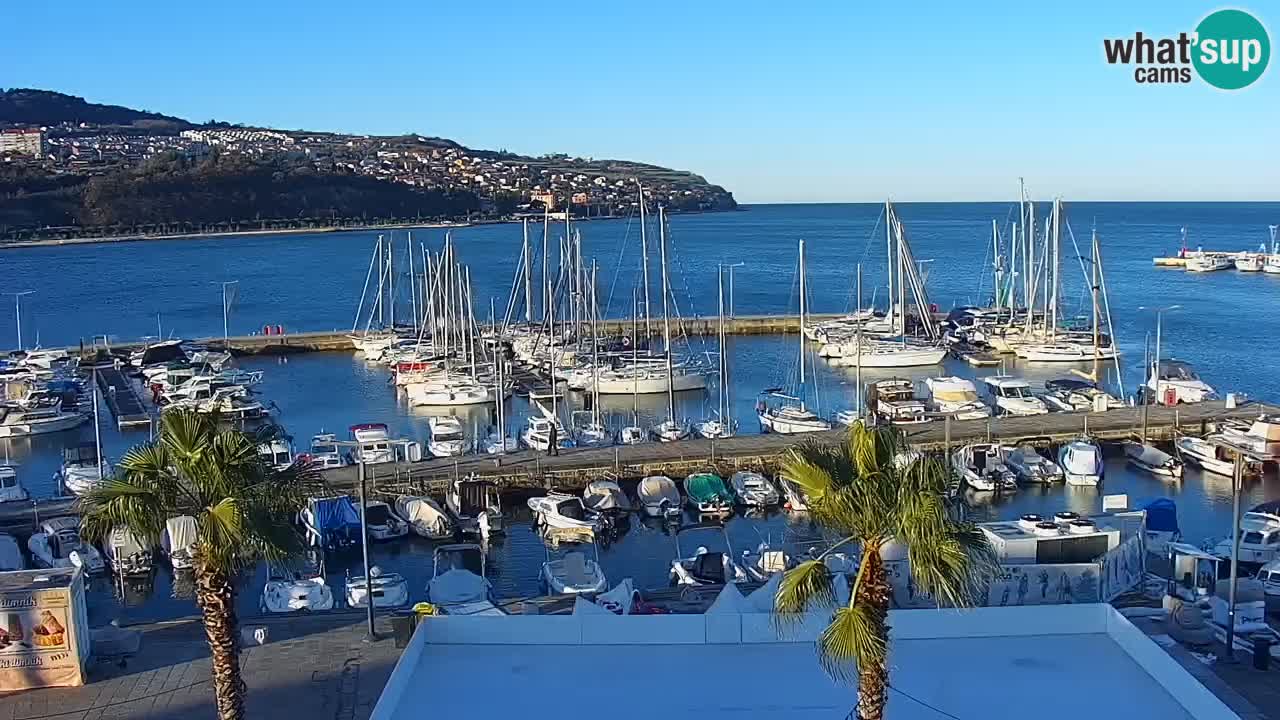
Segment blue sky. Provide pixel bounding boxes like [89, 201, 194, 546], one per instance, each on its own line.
[2, 1, 1275, 203]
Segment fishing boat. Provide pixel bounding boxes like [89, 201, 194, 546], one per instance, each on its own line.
[1185, 254, 1232, 272]
[582, 478, 631, 514]
[445, 475, 503, 537]
[395, 495, 454, 540]
[982, 376, 1048, 416]
[261, 557, 334, 613]
[28, 517, 105, 573]
[1002, 443, 1063, 484]
[669, 522, 749, 586]
[683, 472, 734, 516]
[426, 543, 502, 615]
[299, 496, 361, 550]
[527, 492, 602, 533]
[540, 541, 608, 596]
[1123, 441, 1183, 479]
[350, 423, 396, 464]
[1235, 249, 1265, 272]
[257, 439, 294, 471]
[427, 416, 466, 457]
[1058, 437, 1104, 486]
[361, 500, 409, 541]
[758, 240, 833, 435]
[636, 475, 682, 519]
[951, 443, 1017, 492]
[162, 515, 198, 570]
[924, 377, 991, 420]
[57, 443, 112, 496]
[1147, 359, 1216, 404]
[1211, 501, 1280, 565]
[346, 566, 409, 609]
[0, 533, 24, 571]
[0, 462, 28, 503]
[866, 379, 930, 425]
[729, 471, 779, 508]
[306, 433, 347, 469]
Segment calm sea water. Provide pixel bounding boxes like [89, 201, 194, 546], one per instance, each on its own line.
[2, 202, 1279, 624]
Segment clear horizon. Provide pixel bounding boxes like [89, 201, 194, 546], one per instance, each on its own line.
[3, 1, 1276, 204]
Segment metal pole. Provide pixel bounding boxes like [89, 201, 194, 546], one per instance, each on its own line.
[358, 460, 376, 640]
[1141, 333, 1150, 442]
[1224, 451, 1243, 662]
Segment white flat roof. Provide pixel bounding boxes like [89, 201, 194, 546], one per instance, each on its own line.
[372, 605, 1238, 720]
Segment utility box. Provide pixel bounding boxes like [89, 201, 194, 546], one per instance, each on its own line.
[0, 568, 91, 691]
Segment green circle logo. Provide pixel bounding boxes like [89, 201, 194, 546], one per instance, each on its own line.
[1193, 9, 1270, 90]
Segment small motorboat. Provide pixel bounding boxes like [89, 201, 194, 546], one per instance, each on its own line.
[695, 417, 734, 439]
[981, 376, 1048, 417]
[637, 475, 682, 519]
[307, 432, 347, 469]
[362, 500, 409, 541]
[446, 476, 504, 538]
[162, 515, 198, 570]
[426, 543, 502, 615]
[951, 443, 1017, 492]
[683, 473, 734, 516]
[103, 526, 153, 577]
[867, 379, 931, 425]
[582, 478, 632, 514]
[1041, 378, 1124, 413]
[257, 440, 294, 471]
[1123, 441, 1183, 479]
[669, 522, 749, 586]
[261, 558, 334, 613]
[57, 443, 112, 496]
[28, 517, 105, 573]
[1058, 437, 1104, 487]
[1256, 559, 1280, 597]
[1002, 444, 1063, 485]
[0, 533, 26, 571]
[541, 540, 608, 596]
[528, 493, 602, 533]
[520, 415, 574, 453]
[729, 471, 779, 508]
[740, 541, 792, 582]
[1211, 501, 1280, 564]
[428, 416, 466, 458]
[1147, 359, 1216, 405]
[1175, 435, 1258, 477]
[346, 566, 409, 608]
[651, 419, 691, 442]
[350, 423, 395, 464]
[924, 376, 991, 420]
[395, 495, 454, 540]
[299, 496, 361, 550]
[0, 462, 28, 503]
[618, 425, 645, 445]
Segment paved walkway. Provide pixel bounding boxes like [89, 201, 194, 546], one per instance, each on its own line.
[0, 613, 402, 720]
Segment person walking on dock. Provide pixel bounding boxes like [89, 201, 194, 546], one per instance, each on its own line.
[548, 422, 559, 457]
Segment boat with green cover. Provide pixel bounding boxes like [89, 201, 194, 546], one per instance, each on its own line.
[683, 473, 733, 516]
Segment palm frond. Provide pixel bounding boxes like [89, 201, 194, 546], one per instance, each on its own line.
[78, 478, 170, 546]
[816, 603, 887, 684]
[774, 559, 837, 632]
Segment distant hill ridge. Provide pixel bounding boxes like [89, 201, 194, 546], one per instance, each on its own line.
[0, 88, 194, 130]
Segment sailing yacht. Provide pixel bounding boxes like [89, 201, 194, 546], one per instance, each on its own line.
[648, 207, 696, 442]
[696, 266, 736, 439]
[758, 240, 832, 435]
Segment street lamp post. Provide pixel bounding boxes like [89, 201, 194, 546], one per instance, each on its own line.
[725, 263, 745, 318]
[9, 291, 34, 351]
[322, 439, 381, 641]
[1137, 305, 1180, 404]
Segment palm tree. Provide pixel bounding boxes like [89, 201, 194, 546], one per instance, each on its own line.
[80, 410, 319, 720]
[774, 424, 996, 720]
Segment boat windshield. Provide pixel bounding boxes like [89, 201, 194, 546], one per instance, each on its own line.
[312, 442, 338, 455]
[273, 451, 291, 465]
[1160, 362, 1200, 381]
[435, 431, 464, 442]
[1002, 386, 1032, 399]
[935, 389, 978, 403]
[365, 504, 390, 525]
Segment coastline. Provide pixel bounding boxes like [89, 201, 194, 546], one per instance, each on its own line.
[0, 207, 742, 251]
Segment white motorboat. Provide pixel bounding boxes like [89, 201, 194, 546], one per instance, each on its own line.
[618, 426, 646, 445]
[346, 566, 409, 608]
[541, 542, 608, 596]
[0, 533, 24, 571]
[1042, 378, 1124, 413]
[924, 377, 991, 420]
[306, 433, 347, 469]
[669, 522, 749, 586]
[582, 478, 631, 513]
[1267, 253, 1280, 274]
[729, 471, 779, 508]
[1058, 437, 1104, 486]
[1147, 359, 1215, 405]
[57, 443, 112, 496]
[740, 542, 792, 582]
[867, 379, 930, 425]
[1175, 435, 1253, 476]
[1211, 501, 1280, 565]
[1123, 441, 1183, 479]
[162, 515, 198, 570]
[590, 365, 708, 394]
[824, 339, 948, 368]
[0, 397, 85, 438]
[28, 517, 105, 573]
[427, 416, 466, 457]
[104, 526, 153, 577]
[951, 443, 1017, 492]
[395, 495, 454, 540]
[1235, 253, 1265, 272]
[405, 377, 494, 407]
[520, 415, 573, 453]
[528, 492, 602, 533]
[257, 439, 294, 471]
[426, 543, 502, 615]
[757, 400, 831, 434]
[350, 423, 395, 464]
[1215, 414, 1280, 461]
[261, 559, 334, 613]
[636, 475, 682, 519]
[362, 500, 409, 541]
[695, 417, 735, 439]
[0, 463, 28, 503]
[446, 476, 504, 537]
[1256, 560, 1280, 597]
[982, 376, 1048, 416]
[1002, 444, 1063, 484]
[1185, 254, 1231, 272]
[650, 418, 691, 442]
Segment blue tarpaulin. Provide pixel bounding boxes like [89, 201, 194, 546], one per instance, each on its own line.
[312, 496, 360, 533]
[1142, 498, 1179, 533]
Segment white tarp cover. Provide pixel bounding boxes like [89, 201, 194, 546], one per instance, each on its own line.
[396, 497, 449, 536]
[638, 477, 679, 506]
[164, 516, 197, 553]
[428, 569, 488, 606]
[107, 527, 145, 557]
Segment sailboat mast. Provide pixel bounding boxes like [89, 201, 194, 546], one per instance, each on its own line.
[659, 206, 675, 423]
[798, 238, 807, 398]
[717, 265, 726, 423]
[991, 220, 1002, 310]
[408, 232, 418, 334]
[542, 208, 550, 325]
[631, 288, 639, 425]
[523, 219, 533, 325]
[388, 235, 395, 330]
[884, 200, 894, 330]
[1091, 227, 1102, 382]
[92, 367, 102, 479]
[591, 261, 601, 425]
[856, 263, 863, 418]
[376, 235, 385, 326]
[639, 183, 652, 339]
[897, 218, 907, 343]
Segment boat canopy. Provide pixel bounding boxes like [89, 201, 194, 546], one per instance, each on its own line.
[685, 474, 732, 503]
[311, 496, 360, 531]
[1045, 378, 1094, 393]
[365, 503, 391, 525]
[1250, 500, 1280, 517]
[1142, 498, 1179, 534]
[1155, 359, 1199, 380]
[164, 515, 198, 553]
[63, 443, 100, 464]
[107, 527, 146, 557]
[396, 496, 450, 535]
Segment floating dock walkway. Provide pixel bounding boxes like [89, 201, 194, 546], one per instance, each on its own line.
[95, 367, 151, 429]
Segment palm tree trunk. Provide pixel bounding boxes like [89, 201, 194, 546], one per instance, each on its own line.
[857, 552, 891, 720]
[194, 559, 246, 720]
